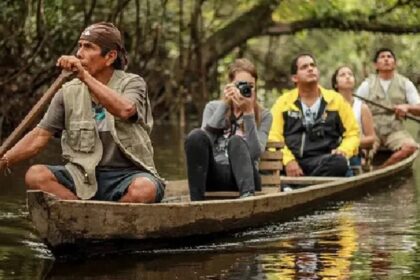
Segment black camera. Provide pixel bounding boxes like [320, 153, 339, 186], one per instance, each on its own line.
[235, 81, 252, 98]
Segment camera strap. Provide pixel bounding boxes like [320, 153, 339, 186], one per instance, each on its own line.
[228, 110, 244, 138]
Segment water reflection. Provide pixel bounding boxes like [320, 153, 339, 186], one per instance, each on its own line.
[48, 253, 260, 279]
[0, 197, 53, 279]
[151, 123, 191, 180]
[244, 203, 358, 279]
[0, 124, 420, 279]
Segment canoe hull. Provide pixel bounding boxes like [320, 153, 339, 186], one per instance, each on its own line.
[27, 150, 417, 255]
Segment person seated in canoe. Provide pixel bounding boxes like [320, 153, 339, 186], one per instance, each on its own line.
[355, 48, 420, 167]
[0, 22, 165, 203]
[331, 66, 376, 173]
[268, 53, 360, 177]
[184, 58, 273, 201]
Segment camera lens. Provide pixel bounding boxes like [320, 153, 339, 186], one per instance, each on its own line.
[235, 81, 252, 98]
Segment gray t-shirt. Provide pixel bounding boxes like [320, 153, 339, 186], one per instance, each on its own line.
[201, 100, 273, 164]
[38, 75, 148, 168]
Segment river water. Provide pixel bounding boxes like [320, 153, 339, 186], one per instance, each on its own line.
[1, 124, 420, 279]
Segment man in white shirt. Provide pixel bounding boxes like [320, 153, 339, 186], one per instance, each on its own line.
[356, 48, 420, 167]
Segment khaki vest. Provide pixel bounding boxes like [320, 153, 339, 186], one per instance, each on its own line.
[367, 73, 407, 137]
[61, 70, 162, 199]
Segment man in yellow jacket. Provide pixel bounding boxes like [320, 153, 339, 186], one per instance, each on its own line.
[269, 54, 359, 177]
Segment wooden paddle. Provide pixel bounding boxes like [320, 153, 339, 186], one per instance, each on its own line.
[353, 93, 420, 123]
[0, 71, 74, 157]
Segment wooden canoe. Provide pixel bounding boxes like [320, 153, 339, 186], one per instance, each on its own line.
[27, 147, 418, 256]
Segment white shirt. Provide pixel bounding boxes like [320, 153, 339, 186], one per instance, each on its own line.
[352, 98, 363, 135]
[301, 97, 321, 124]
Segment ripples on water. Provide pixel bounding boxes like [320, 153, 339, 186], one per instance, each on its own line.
[0, 197, 54, 279]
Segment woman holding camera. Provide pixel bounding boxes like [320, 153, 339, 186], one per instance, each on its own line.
[184, 58, 272, 201]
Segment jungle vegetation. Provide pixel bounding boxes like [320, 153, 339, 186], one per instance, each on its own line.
[0, 0, 419, 139]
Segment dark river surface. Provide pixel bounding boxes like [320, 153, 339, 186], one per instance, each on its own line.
[1, 124, 420, 279]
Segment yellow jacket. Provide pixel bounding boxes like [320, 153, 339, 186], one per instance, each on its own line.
[269, 87, 360, 166]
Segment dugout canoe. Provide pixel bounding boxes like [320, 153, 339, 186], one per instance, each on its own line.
[27, 150, 418, 256]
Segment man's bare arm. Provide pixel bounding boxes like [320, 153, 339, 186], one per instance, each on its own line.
[0, 127, 52, 169]
[83, 73, 136, 119]
[394, 104, 420, 118]
[56, 55, 136, 120]
[407, 104, 420, 116]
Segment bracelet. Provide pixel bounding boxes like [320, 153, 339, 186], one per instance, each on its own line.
[0, 155, 12, 175]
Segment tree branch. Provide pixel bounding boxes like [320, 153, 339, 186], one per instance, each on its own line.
[265, 17, 420, 36]
[202, 0, 280, 67]
[84, 0, 97, 26]
[108, 0, 132, 22]
[0, 35, 48, 86]
[369, 0, 417, 20]
[36, 0, 45, 40]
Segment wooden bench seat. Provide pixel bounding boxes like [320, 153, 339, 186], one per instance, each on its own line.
[259, 141, 283, 187]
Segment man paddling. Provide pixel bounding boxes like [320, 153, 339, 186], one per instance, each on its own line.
[0, 22, 165, 202]
[356, 48, 420, 167]
[269, 53, 360, 177]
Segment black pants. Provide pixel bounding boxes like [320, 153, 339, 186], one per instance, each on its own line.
[298, 154, 349, 176]
[184, 129, 261, 201]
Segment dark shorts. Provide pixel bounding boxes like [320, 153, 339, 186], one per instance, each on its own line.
[46, 165, 165, 202]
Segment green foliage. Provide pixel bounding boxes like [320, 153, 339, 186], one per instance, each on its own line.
[0, 0, 419, 135]
[274, 0, 420, 22]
